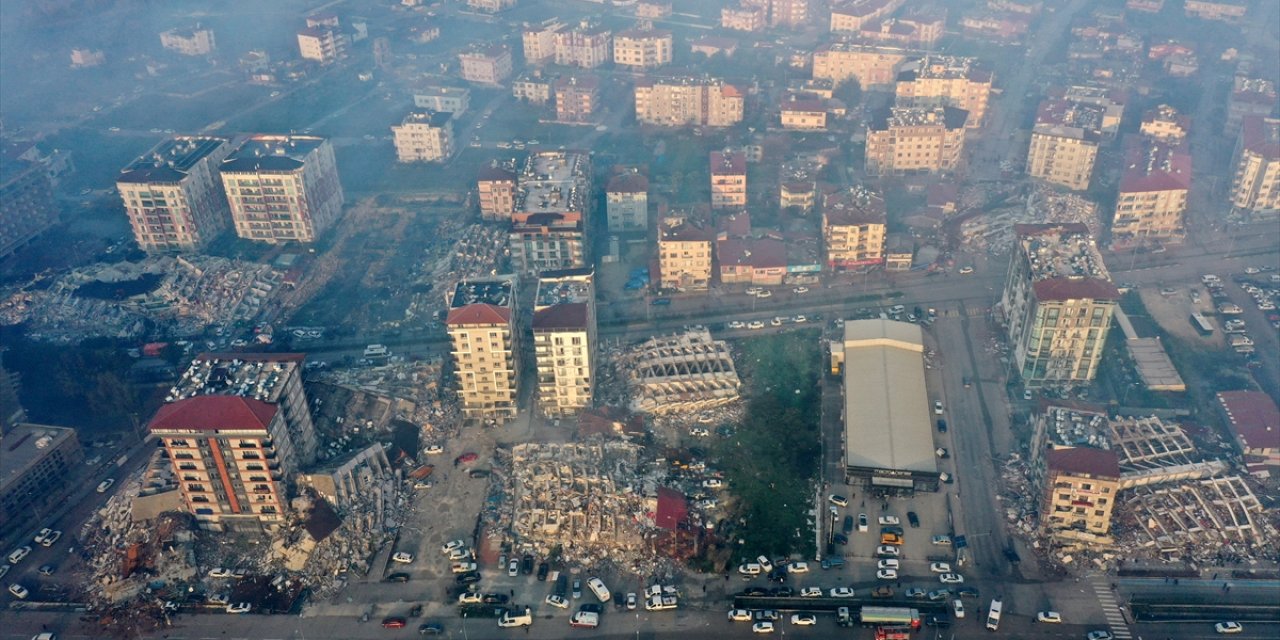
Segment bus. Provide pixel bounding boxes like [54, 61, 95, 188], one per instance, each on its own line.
[861, 607, 921, 630]
[986, 598, 1003, 631]
[1189, 313, 1214, 337]
[363, 344, 389, 358]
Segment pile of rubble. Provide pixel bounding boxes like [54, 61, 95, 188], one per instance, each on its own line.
[1118, 475, 1278, 563]
[0, 256, 284, 343]
[448, 224, 508, 278]
[619, 328, 741, 415]
[959, 186, 1100, 255]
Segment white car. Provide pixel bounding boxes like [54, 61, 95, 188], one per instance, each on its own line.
[756, 556, 774, 573]
[953, 599, 965, 618]
[800, 587, 823, 597]
[747, 320, 765, 330]
[424, 445, 444, 455]
[878, 516, 900, 526]
[728, 321, 746, 329]
[728, 608, 753, 621]
[939, 573, 964, 584]
[96, 479, 115, 493]
[33, 529, 53, 545]
[877, 559, 899, 570]
[450, 562, 476, 574]
[793, 286, 809, 294]
[752, 621, 775, 633]
[828, 494, 848, 507]
[225, 603, 251, 614]
[1215, 622, 1243, 634]
[877, 569, 898, 580]
[702, 479, 722, 488]
[458, 592, 483, 604]
[545, 594, 569, 609]
[790, 613, 816, 626]
[441, 539, 466, 554]
[448, 547, 471, 561]
[929, 562, 952, 573]
[208, 567, 232, 578]
[1036, 611, 1062, 623]
[508, 560, 519, 577]
[8, 583, 29, 599]
[1086, 632, 1113, 640]
[934, 401, 944, 415]
[791, 315, 807, 323]
[755, 290, 772, 298]
[392, 552, 414, 564]
[876, 545, 900, 557]
[829, 587, 854, 597]
[39, 531, 61, 547]
[208, 593, 230, 605]
[787, 561, 809, 573]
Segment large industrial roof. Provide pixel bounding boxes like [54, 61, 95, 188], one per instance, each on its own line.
[841, 319, 937, 474]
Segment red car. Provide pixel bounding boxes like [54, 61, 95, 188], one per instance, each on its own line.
[454, 452, 479, 466]
[382, 617, 407, 629]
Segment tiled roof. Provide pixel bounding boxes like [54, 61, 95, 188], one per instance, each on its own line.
[1046, 446, 1120, 478]
[149, 395, 277, 432]
[446, 303, 512, 326]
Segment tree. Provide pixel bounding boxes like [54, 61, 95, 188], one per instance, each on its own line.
[833, 79, 862, 109]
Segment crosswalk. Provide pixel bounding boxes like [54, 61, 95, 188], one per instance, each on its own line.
[1090, 576, 1132, 639]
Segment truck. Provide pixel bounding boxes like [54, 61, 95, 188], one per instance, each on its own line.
[875, 625, 912, 640]
[363, 344, 389, 358]
[860, 606, 921, 630]
[1190, 312, 1215, 336]
[837, 607, 852, 627]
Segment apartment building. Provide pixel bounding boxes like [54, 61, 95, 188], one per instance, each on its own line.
[510, 212, 585, 274]
[509, 151, 592, 273]
[1039, 447, 1121, 547]
[467, 0, 516, 13]
[846, 11, 946, 47]
[554, 75, 600, 123]
[459, 45, 513, 85]
[829, 0, 905, 32]
[658, 216, 713, 290]
[1226, 77, 1277, 135]
[1111, 138, 1190, 245]
[613, 28, 673, 70]
[895, 55, 993, 128]
[717, 237, 786, 286]
[118, 136, 234, 252]
[710, 150, 747, 209]
[0, 157, 59, 259]
[297, 27, 347, 65]
[391, 112, 455, 163]
[523, 21, 564, 65]
[1027, 99, 1104, 191]
[1000, 223, 1118, 387]
[160, 26, 216, 56]
[634, 77, 744, 127]
[606, 171, 649, 232]
[219, 134, 344, 244]
[447, 277, 520, 424]
[721, 5, 766, 32]
[0, 424, 83, 538]
[413, 86, 470, 114]
[1183, 0, 1247, 22]
[477, 165, 518, 221]
[763, 0, 810, 28]
[1060, 85, 1125, 137]
[821, 186, 886, 269]
[513, 71, 555, 105]
[532, 269, 597, 417]
[865, 106, 968, 175]
[780, 93, 829, 129]
[779, 163, 817, 212]
[812, 43, 912, 90]
[1139, 104, 1190, 143]
[554, 22, 612, 69]
[1229, 116, 1280, 218]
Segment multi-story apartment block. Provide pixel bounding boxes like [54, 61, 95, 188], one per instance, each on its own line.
[160, 26, 216, 56]
[780, 93, 829, 129]
[779, 162, 817, 212]
[1000, 223, 1118, 387]
[219, 135, 344, 244]
[523, 20, 564, 65]
[865, 106, 968, 175]
[721, 5, 766, 32]
[459, 45, 513, 85]
[508, 151, 592, 273]
[1060, 85, 1125, 137]
[613, 28, 673, 70]
[821, 186, 886, 270]
[447, 277, 519, 424]
[710, 150, 747, 209]
[297, 27, 347, 65]
[634, 77, 744, 127]
[1183, 0, 1247, 22]
[1038, 447, 1121, 547]
[606, 171, 649, 231]
[658, 216, 713, 290]
[532, 268, 597, 417]
[1226, 77, 1277, 135]
[895, 55, 993, 128]
[513, 71, 555, 105]
[1027, 99, 1104, 191]
[477, 165, 518, 221]
[1139, 104, 1190, 143]
[554, 75, 600, 123]
[0, 424, 83, 538]
[812, 43, 912, 90]
[467, 0, 517, 13]
[118, 136, 233, 252]
[763, 0, 810, 28]
[413, 86, 470, 114]
[510, 212, 585, 274]
[636, 1, 672, 18]
[1111, 138, 1190, 245]
[391, 111, 455, 163]
[717, 237, 786, 286]
[1229, 116, 1280, 218]
[0, 157, 58, 259]
[554, 22, 612, 69]
[830, 0, 905, 32]
[846, 11, 946, 47]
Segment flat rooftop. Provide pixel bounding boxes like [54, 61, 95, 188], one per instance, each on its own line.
[516, 151, 589, 215]
[841, 319, 937, 474]
[897, 55, 991, 82]
[1014, 223, 1112, 284]
[1126, 338, 1186, 391]
[823, 186, 886, 226]
[450, 277, 514, 309]
[535, 272, 593, 310]
[123, 136, 228, 174]
[1035, 99, 1104, 134]
[222, 135, 327, 172]
[0, 423, 78, 492]
[1041, 403, 1110, 450]
[169, 352, 305, 405]
[400, 111, 453, 127]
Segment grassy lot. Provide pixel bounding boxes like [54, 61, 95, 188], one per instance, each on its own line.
[716, 329, 823, 559]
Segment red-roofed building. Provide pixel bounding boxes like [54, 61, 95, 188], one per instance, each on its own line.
[717, 238, 786, 285]
[149, 396, 291, 531]
[532, 269, 596, 416]
[1218, 391, 1280, 475]
[654, 487, 689, 530]
[1112, 138, 1190, 246]
[1039, 446, 1121, 547]
[1229, 116, 1280, 218]
[447, 276, 520, 423]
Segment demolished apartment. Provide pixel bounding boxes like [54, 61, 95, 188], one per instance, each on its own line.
[621, 328, 740, 415]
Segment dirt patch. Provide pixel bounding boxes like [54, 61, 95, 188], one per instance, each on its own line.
[1137, 286, 1224, 348]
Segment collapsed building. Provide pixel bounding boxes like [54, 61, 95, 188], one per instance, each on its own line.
[620, 328, 740, 415]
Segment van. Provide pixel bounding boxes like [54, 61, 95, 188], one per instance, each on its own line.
[497, 607, 532, 628]
[737, 562, 762, 575]
[986, 598, 1003, 631]
[587, 577, 611, 602]
[8, 546, 32, 564]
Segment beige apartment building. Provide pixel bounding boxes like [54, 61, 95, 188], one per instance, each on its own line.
[219, 135, 344, 244]
[523, 21, 563, 65]
[613, 28, 673, 70]
[1027, 99, 1104, 191]
[1229, 116, 1280, 218]
[721, 5, 766, 32]
[391, 111, 455, 163]
[710, 150, 747, 209]
[634, 77, 744, 127]
[459, 45, 513, 85]
[118, 136, 234, 252]
[1139, 104, 1190, 143]
[658, 216, 713, 290]
[1039, 447, 1121, 547]
[829, 0, 904, 32]
[1000, 223, 1118, 387]
[477, 165, 518, 221]
[606, 171, 649, 232]
[532, 269, 597, 417]
[812, 43, 912, 90]
[762, 0, 810, 28]
[554, 22, 612, 69]
[447, 277, 520, 424]
[0, 158, 58, 259]
[780, 93, 828, 129]
[508, 150, 592, 274]
[1060, 85, 1125, 137]
[513, 72, 555, 105]
[510, 212, 586, 274]
[894, 55, 993, 128]
[160, 27, 216, 56]
[1111, 138, 1190, 245]
[467, 0, 517, 13]
[1226, 77, 1276, 135]
[554, 75, 600, 123]
[297, 27, 346, 65]
[865, 106, 968, 175]
[822, 186, 886, 270]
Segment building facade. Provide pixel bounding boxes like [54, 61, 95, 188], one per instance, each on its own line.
[1111, 138, 1190, 245]
[219, 135, 344, 244]
[1039, 447, 1121, 547]
[721, 5, 766, 31]
[717, 237, 786, 285]
[822, 186, 886, 269]
[118, 136, 233, 252]
[1000, 223, 1118, 387]
[1027, 99, 1104, 191]
[0, 424, 83, 538]
[865, 106, 968, 175]
[391, 111, 455, 163]
[1229, 116, 1280, 218]
[829, 0, 905, 32]
[1226, 77, 1276, 136]
[0, 157, 59, 259]
[894, 55, 992, 128]
[513, 72, 555, 104]
[522, 21, 563, 65]
[554, 22, 612, 69]
[613, 29, 673, 69]
[606, 172, 649, 231]
[780, 94, 828, 129]
[812, 43, 911, 90]
[447, 277, 519, 424]
[532, 269, 596, 417]
[554, 75, 600, 123]
[459, 46, 513, 85]
[509, 212, 586, 274]
[658, 216, 713, 290]
[413, 86, 470, 114]
[297, 27, 346, 65]
[477, 166, 518, 221]
[710, 150, 747, 209]
[160, 27, 216, 56]
[1139, 104, 1190, 143]
[634, 78, 744, 127]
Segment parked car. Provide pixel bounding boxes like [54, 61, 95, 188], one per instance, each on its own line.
[392, 552, 414, 564]
[752, 621, 775, 633]
[877, 569, 898, 580]
[8, 584, 30, 599]
[453, 572, 480, 585]
[932, 535, 952, 545]
[418, 622, 445, 635]
[877, 545, 900, 556]
[829, 587, 854, 597]
[225, 602, 251, 614]
[828, 494, 848, 507]
[905, 587, 927, 599]
[787, 561, 809, 573]
[381, 617, 407, 629]
[545, 594, 569, 609]
[878, 516, 900, 526]
[800, 587, 823, 597]
[939, 573, 964, 584]
[441, 540, 466, 554]
[930, 562, 952, 573]
[1036, 611, 1062, 623]
[537, 562, 550, 581]
[728, 609, 753, 621]
[1215, 622, 1243, 634]
[791, 613, 816, 626]
[907, 512, 920, 528]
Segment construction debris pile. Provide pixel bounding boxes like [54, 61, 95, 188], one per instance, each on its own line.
[0, 256, 283, 343]
[619, 328, 741, 415]
[448, 224, 509, 278]
[1118, 475, 1278, 563]
[959, 186, 1100, 255]
[310, 356, 450, 430]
